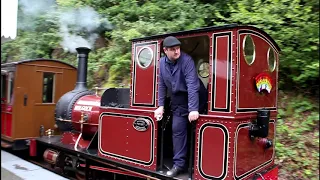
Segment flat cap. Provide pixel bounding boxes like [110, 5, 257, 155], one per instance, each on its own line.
[163, 36, 181, 47]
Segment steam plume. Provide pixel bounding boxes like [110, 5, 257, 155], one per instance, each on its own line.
[18, 0, 112, 53]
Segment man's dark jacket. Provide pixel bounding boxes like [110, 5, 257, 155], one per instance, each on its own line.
[158, 52, 207, 116]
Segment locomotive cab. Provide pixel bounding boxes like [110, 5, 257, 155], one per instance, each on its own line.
[98, 24, 280, 179]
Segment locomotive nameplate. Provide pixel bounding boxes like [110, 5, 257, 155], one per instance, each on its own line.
[74, 105, 92, 111]
[133, 118, 150, 132]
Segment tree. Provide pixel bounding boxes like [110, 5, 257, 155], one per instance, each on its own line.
[216, 0, 319, 95]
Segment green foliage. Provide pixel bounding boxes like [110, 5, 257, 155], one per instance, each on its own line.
[2, 0, 319, 94]
[80, 0, 216, 86]
[217, 0, 319, 95]
[2, 9, 61, 62]
[276, 92, 319, 179]
[2, 0, 318, 93]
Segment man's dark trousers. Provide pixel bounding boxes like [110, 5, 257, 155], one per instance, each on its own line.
[172, 114, 188, 170]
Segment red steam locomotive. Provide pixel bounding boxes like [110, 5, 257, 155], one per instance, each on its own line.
[1, 24, 280, 180]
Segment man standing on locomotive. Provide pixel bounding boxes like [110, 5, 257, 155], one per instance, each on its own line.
[154, 36, 203, 177]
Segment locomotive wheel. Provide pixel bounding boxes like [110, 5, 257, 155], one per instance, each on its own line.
[75, 159, 87, 180]
[75, 171, 86, 180]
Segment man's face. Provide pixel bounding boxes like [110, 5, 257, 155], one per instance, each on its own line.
[164, 46, 181, 61]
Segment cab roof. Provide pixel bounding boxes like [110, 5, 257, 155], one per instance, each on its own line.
[130, 24, 280, 51]
[1, 58, 77, 69]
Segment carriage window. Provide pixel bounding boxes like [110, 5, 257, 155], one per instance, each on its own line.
[42, 72, 55, 103]
[137, 47, 153, 68]
[198, 61, 209, 78]
[268, 47, 276, 72]
[243, 35, 255, 65]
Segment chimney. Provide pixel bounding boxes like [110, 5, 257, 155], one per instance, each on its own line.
[75, 47, 91, 90]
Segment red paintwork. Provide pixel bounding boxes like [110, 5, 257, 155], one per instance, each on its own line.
[256, 166, 278, 180]
[193, 116, 276, 180]
[198, 121, 226, 178]
[194, 117, 230, 180]
[100, 115, 152, 162]
[235, 121, 275, 178]
[61, 132, 90, 149]
[29, 139, 37, 156]
[132, 43, 157, 106]
[71, 95, 101, 137]
[238, 33, 277, 110]
[1, 75, 13, 138]
[214, 35, 229, 109]
[208, 30, 235, 115]
[98, 107, 157, 171]
[1, 104, 5, 134]
[6, 110, 12, 137]
[1, 100, 12, 137]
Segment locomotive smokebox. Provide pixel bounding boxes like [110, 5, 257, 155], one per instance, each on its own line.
[75, 47, 91, 90]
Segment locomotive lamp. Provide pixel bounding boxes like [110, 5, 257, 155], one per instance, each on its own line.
[256, 137, 273, 149]
[45, 129, 54, 137]
[249, 109, 273, 149]
[249, 109, 270, 138]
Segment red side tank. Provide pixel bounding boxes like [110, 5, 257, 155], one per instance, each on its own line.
[71, 94, 101, 137]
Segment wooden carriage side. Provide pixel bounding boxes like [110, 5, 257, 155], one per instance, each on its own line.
[1, 59, 77, 146]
